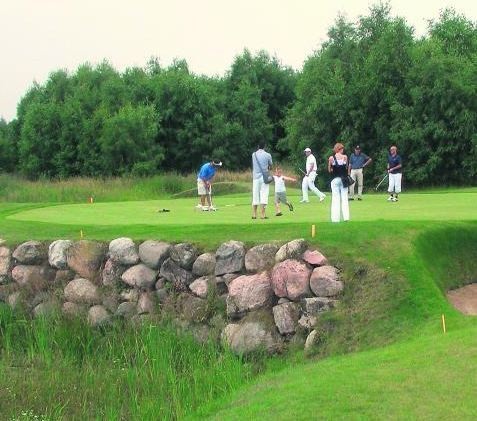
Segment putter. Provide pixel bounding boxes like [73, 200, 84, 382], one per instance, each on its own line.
[375, 173, 388, 191]
[298, 167, 306, 176]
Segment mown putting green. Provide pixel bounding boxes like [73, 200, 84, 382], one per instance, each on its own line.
[7, 191, 477, 226]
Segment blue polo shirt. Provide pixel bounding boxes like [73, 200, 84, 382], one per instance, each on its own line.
[197, 163, 216, 181]
[388, 154, 402, 174]
[349, 152, 370, 169]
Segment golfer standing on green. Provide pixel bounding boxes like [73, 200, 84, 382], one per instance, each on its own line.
[252, 143, 273, 219]
[387, 146, 402, 202]
[197, 160, 222, 211]
[348, 145, 372, 200]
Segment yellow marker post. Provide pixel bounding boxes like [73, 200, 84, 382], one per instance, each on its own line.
[441, 314, 446, 333]
[311, 224, 316, 238]
[89, 196, 94, 204]
[80, 230, 84, 239]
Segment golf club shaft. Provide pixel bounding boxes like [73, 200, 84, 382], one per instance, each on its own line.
[375, 173, 388, 190]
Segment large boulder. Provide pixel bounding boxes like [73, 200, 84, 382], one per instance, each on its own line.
[309, 266, 343, 297]
[303, 297, 338, 315]
[108, 238, 139, 265]
[304, 329, 320, 353]
[0, 246, 12, 282]
[271, 259, 312, 301]
[245, 243, 279, 272]
[11, 265, 55, 291]
[275, 239, 307, 263]
[215, 241, 245, 276]
[13, 241, 47, 264]
[115, 301, 137, 318]
[192, 253, 216, 276]
[272, 302, 300, 335]
[138, 240, 171, 270]
[121, 263, 157, 290]
[221, 310, 282, 355]
[226, 272, 274, 318]
[64, 278, 101, 305]
[189, 276, 210, 299]
[302, 250, 328, 267]
[67, 240, 107, 281]
[170, 243, 198, 270]
[177, 293, 209, 323]
[88, 305, 111, 327]
[102, 259, 126, 287]
[160, 258, 194, 291]
[48, 240, 73, 269]
[137, 292, 157, 315]
[62, 302, 87, 318]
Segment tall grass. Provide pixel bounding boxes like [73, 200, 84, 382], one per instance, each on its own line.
[0, 174, 197, 203]
[0, 307, 253, 420]
[0, 167, 301, 203]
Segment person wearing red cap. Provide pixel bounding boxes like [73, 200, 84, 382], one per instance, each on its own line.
[300, 147, 326, 203]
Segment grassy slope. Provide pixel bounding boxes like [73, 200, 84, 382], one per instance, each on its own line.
[194, 327, 477, 420]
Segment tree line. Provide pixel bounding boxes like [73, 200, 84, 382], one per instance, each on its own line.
[0, 5, 475, 186]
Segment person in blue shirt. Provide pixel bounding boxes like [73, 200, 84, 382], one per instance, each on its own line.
[348, 145, 372, 200]
[197, 160, 222, 211]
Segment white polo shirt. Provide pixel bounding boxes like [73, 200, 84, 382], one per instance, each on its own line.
[306, 154, 317, 174]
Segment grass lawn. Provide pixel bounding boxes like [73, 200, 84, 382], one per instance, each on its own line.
[1, 185, 477, 419]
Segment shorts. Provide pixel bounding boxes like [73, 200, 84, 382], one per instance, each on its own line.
[275, 191, 287, 204]
[197, 179, 210, 196]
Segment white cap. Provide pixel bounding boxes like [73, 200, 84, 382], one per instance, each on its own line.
[304, 147, 311, 153]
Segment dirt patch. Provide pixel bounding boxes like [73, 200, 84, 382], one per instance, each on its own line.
[447, 284, 477, 315]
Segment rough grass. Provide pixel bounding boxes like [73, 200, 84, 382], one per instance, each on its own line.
[0, 311, 253, 420]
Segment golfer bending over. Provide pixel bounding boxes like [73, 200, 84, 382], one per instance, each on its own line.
[387, 146, 402, 202]
[197, 160, 222, 211]
[252, 143, 273, 219]
[273, 167, 296, 216]
[301, 147, 326, 203]
[328, 143, 350, 223]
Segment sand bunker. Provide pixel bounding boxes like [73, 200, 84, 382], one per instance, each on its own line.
[447, 283, 477, 315]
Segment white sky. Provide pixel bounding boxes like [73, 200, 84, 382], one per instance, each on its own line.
[1, 0, 476, 122]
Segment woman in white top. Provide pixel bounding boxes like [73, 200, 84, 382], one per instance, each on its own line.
[327, 142, 350, 223]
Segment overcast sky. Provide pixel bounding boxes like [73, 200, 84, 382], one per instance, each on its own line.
[1, 0, 476, 121]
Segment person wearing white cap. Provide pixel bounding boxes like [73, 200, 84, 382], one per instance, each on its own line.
[196, 159, 222, 211]
[300, 147, 326, 203]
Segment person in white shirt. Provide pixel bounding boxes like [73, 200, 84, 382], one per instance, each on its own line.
[273, 167, 296, 216]
[301, 147, 326, 203]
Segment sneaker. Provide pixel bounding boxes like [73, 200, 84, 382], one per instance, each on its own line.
[387, 196, 394, 201]
[202, 206, 209, 211]
[319, 194, 326, 202]
[209, 206, 218, 211]
[195, 204, 203, 209]
[276, 212, 283, 216]
[287, 202, 294, 211]
[299, 199, 309, 203]
[392, 197, 398, 202]
[348, 197, 354, 201]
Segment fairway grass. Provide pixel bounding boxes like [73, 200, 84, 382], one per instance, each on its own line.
[194, 327, 477, 420]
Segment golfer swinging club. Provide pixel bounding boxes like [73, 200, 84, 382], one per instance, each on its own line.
[196, 160, 222, 211]
[300, 147, 326, 203]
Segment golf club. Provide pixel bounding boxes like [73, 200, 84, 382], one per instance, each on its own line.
[297, 167, 306, 176]
[375, 173, 389, 191]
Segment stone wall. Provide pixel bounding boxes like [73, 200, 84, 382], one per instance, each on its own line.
[0, 238, 344, 354]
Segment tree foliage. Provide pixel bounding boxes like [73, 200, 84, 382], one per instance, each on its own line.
[1, 5, 476, 186]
